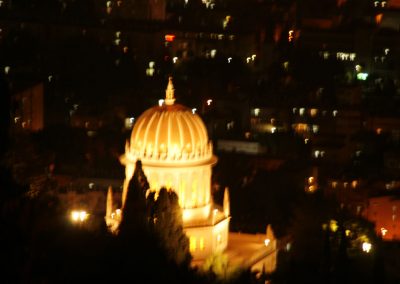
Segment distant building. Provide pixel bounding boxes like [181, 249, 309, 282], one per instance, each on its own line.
[364, 194, 400, 241]
[12, 82, 44, 132]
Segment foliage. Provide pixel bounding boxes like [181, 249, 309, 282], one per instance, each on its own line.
[202, 252, 229, 276]
[119, 160, 191, 267]
[151, 187, 192, 267]
[119, 160, 149, 233]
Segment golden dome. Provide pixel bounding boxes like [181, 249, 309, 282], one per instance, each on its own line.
[126, 78, 213, 164]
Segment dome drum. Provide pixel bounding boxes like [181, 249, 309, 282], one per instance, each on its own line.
[125, 141, 214, 164]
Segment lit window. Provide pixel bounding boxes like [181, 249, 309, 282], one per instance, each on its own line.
[362, 242, 372, 253]
[299, 108, 305, 116]
[288, 30, 294, 42]
[283, 61, 289, 70]
[199, 238, 205, 250]
[124, 117, 135, 129]
[223, 15, 231, 29]
[357, 73, 368, 80]
[329, 220, 338, 232]
[210, 49, 217, 58]
[165, 34, 175, 42]
[189, 237, 196, 252]
[254, 108, 260, 116]
[376, 13, 383, 24]
[310, 109, 318, 117]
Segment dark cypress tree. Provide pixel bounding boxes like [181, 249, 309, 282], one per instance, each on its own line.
[119, 160, 149, 234]
[152, 187, 191, 267]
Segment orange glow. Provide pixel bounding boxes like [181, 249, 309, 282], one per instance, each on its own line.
[375, 13, 383, 24]
[165, 34, 175, 42]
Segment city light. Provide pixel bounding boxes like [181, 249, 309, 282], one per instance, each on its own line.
[362, 242, 372, 253]
[70, 210, 88, 222]
[357, 73, 368, 80]
[165, 34, 175, 42]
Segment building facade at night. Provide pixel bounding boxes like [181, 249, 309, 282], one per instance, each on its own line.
[106, 77, 230, 260]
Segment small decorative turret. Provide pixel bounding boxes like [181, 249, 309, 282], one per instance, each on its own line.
[223, 187, 230, 217]
[164, 76, 175, 106]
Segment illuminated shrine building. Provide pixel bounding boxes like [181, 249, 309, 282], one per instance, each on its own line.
[112, 77, 230, 260]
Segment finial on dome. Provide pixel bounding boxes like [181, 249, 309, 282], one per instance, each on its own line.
[165, 76, 175, 105]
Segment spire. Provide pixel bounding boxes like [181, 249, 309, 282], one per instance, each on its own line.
[106, 186, 113, 218]
[223, 187, 230, 217]
[165, 76, 175, 105]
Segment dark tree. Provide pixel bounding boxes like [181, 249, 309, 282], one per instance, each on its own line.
[152, 187, 192, 267]
[119, 160, 150, 234]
